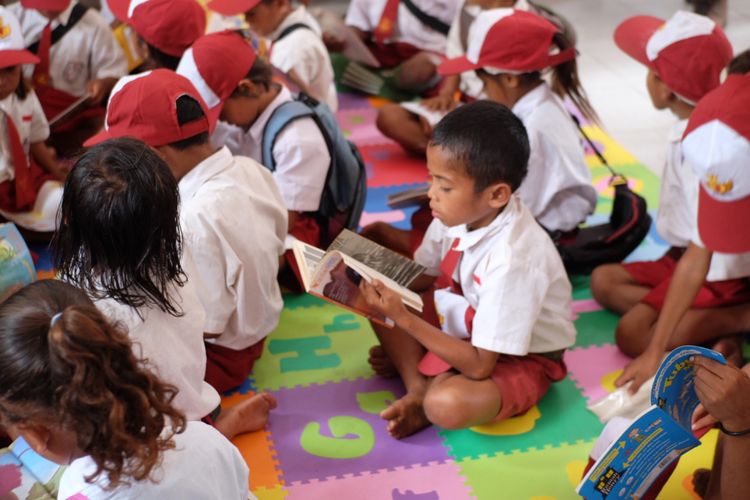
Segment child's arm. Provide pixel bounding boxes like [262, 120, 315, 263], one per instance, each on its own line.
[361, 279, 499, 379]
[86, 77, 119, 106]
[30, 142, 65, 181]
[616, 243, 713, 393]
[409, 272, 437, 293]
[421, 75, 460, 112]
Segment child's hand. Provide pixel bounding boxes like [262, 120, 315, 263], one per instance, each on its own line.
[322, 32, 347, 52]
[359, 279, 409, 325]
[691, 403, 717, 431]
[694, 356, 750, 433]
[422, 93, 456, 112]
[615, 347, 662, 395]
[86, 79, 108, 106]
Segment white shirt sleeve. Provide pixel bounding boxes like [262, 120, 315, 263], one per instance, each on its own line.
[345, 0, 376, 32]
[28, 91, 50, 144]
[271, 36, 317, 85]
[413, 219, 447, 276]
[514, 126, 546, 219]
[86, 11, 128, 80]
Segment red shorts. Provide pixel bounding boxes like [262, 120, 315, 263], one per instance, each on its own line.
[0, 166, 52, 213]
[417, 289, 568, 421]
[367, 41, 423, 69]
[205, 338, 266, 394]
[623, 247, 750, 311]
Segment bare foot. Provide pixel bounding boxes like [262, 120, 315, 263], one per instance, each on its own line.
[215, 392, 278, 440]
[711, 335, 745, 366]
[692, 468, 711, 498]
[380, 393, 430, 439]
[368, 345, 398, 378]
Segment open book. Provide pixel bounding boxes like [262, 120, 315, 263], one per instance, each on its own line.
[0, 437, 64, 499]
[293, 230, 425, 326]
[387, 184, 430, 209]
[577, 345, 726, 499]
[48, 96, 89, 128]
[311, 7, 381, 68]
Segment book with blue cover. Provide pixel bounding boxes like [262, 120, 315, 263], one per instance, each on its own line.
[0, 437, 64, 499]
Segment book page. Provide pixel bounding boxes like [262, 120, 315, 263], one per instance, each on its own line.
[342, 255, 423, 312]
[311, 7, 381, 68]
[387, 184, 430, 209]
[292, 239, 327, 292]
[400, 101, 448, 128]
[327, 230, 426, 288]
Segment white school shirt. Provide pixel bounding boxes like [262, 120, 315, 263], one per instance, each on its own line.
[414, 195, 576, 355]
[179, 147, 287, 350]
[269, 6, 338, 112]
[345, 0, 459, 54]
[0, 90, 49, 184]
[512, 83, 597, 232]
[92, 254, 221, 421]
[10, 1, 127, 97]
[57, 421, 254, 500]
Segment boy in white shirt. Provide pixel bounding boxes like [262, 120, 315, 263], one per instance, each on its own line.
[84, 70, 288, 397]
[206, 0, 337, 111]
[360, 100, 575, 439]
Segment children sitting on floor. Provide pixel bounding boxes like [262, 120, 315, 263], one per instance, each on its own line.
[0, 280, 253, 499]
[9, 0, 127, 154]
[84, 69, 288, 395]
[206, 0, 338, 111]
[589, 12, 746, 373]
[53, 137, 276, 439]
[360, 101, 576, 439]
[0, 6, 65, 232]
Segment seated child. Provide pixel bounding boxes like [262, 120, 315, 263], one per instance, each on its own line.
[10, 0, 127, 153]
[0, 6, 65, 232]
[85, 69, 288, 395]
[590, 12, 744, 362]
[0, 280, 253, 499]
[206, 0, 338, 111]
[53, 137, 276, 439]
[107, 0, 206, 71]
[360, 100, 576, 439]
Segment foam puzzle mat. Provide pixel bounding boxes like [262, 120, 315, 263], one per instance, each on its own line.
[26, 92, 715, 499]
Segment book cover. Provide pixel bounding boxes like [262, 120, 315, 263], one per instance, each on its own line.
[0, 437, 64, 500]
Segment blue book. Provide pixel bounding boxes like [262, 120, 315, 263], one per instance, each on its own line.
[0, 437, 64, 499]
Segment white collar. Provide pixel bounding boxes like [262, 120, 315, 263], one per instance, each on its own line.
[446, 195, 521, 251]
[668, 118, 689, 143]
[511, 82, 552, 121]
[178, 147, 234, 202]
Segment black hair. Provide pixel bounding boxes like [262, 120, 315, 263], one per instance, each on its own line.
[53, 137, 186, 316]
[145, 42, 182, 71]
[2, 65, 30, 99]
[232, 56, 274, 97]
[168, 94, 210, 150]
[728, 49, 750, 75]
[429, 100, 530, 192]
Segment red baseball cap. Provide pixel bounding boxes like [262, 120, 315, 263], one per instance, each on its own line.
[682, 74, 750, 253]
[439, 9, 575, 76]
[19, 0, 70, 11]
[176, 30, 256, 126]
[84, 69, 211, 148]
[614, 11, 733, 104]
[108, 0, 206, 58]
[0, 7, 40, 68]
[206, 0, 259, 16]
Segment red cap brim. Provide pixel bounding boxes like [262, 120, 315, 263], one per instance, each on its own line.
[206, 0, 259, 16]
[697, 186, 750, 253]
[0, 50, 40, 68]
[20, 0, 71, 11]
[83, 128, 114, 148]
[613, 15, 664, 68]
[438, 56, 480, 76]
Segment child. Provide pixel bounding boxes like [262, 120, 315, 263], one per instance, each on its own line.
[9, 0, 127, 152]
[206, 0, 337, 112]
[53, 137, 276, 439]
[360, 100, 575, 439]
[0, 280, 253, 499]
[107, 0, 206, 71]
[84, 69, 288, 395]
[0, 6, 65, 231]
[589, 12, 744, 363]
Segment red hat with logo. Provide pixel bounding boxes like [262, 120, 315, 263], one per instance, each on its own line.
[206, 0, 260, 16]
[108, 0, 206, 58]
[0, 6, 40, 68]
[615, 11, 733, 104]
[439, 9, 576, 76]
[20, 0, 70, 11]
[84, 69, 211, 147]
[682, 74, 750, 253]
[176, 30, 256, 126]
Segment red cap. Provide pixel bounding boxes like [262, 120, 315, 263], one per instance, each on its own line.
[682, 74, 750, 253]
[614, 11, 733, 104]
[206, 0, 259, 16]
[108, 0, 206, 58]
[20, 0, 70, 11]
[176, 30, 256, 126]
[84, 69, 211, 148]
[439, 9, 575, 76]
[0, 7, 40, 68]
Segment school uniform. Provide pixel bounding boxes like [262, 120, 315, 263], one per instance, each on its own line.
[57, 421, 254, 500]
[512, 82, 597, 233]
[179, 147, 287, 393]
[414, 195, 575, 420]
[269, 5, 338, 112]
[92, 251, 221, 422]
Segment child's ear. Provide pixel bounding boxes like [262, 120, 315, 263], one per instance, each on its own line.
[486, 182, 512, 208]
[237, 79, 262, 98]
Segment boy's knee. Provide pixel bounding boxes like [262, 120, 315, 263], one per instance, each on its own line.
[590, 264, 622, 304]
[376, 104, 403, 133]
[615, 309, 653, 357]
[423, 385, 466, 429]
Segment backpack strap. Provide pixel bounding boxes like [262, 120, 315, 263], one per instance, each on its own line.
[401, 0, 451, 36]
[275, 22, 313, 42]
[260, 98, 318, 172]
[27, 3, 89, 54]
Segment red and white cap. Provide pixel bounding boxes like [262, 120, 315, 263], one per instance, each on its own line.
[206, 0, 259, 16]
[614, 11, 732, 105]
[20, 0, 70, 12]
[84, 69, 211, 148]
[439, 9, 575, 76]
[682, 74, 750, 253]
[108, 0, 206, 58]
[0, 7, 40, 68]
[176, 30, 256, 126]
